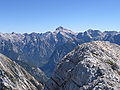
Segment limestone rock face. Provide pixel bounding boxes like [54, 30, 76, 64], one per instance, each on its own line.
[0, 53, 43, 90]
[44, 41, 120, 90]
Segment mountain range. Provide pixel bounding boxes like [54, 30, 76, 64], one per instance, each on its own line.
[0, 27, 120, 76]
[1, 27, 120, 89]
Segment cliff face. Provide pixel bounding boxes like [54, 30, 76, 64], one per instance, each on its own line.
[44, 41, 120, 90]
[0, 53, 43, 90]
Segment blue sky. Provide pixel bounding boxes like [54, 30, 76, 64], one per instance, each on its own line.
[0, 0, 120, 33]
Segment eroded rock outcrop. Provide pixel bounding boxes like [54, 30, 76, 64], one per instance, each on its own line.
[44, 41, 120, 90]
[0, 53, 43, 90]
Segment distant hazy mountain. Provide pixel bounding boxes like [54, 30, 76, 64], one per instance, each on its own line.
[44, 41, 120, 90]
[0, 53, 43, 90]
[0, 27, 120, 76]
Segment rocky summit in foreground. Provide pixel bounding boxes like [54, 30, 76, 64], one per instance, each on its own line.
[44, 41, 120, 90]
[0, 53, 43, 90]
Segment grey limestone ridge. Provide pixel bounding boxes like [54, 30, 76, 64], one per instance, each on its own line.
[0, 53, 43, 90]
[44, 41, 120, 90]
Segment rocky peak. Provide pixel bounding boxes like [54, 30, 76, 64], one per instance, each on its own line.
[55, 26, 64, 31]
[54, 26, 75, 35]
[104, 31, 119, 35]
[85, 29, 103, 37]
[44, 41, 120, 90]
